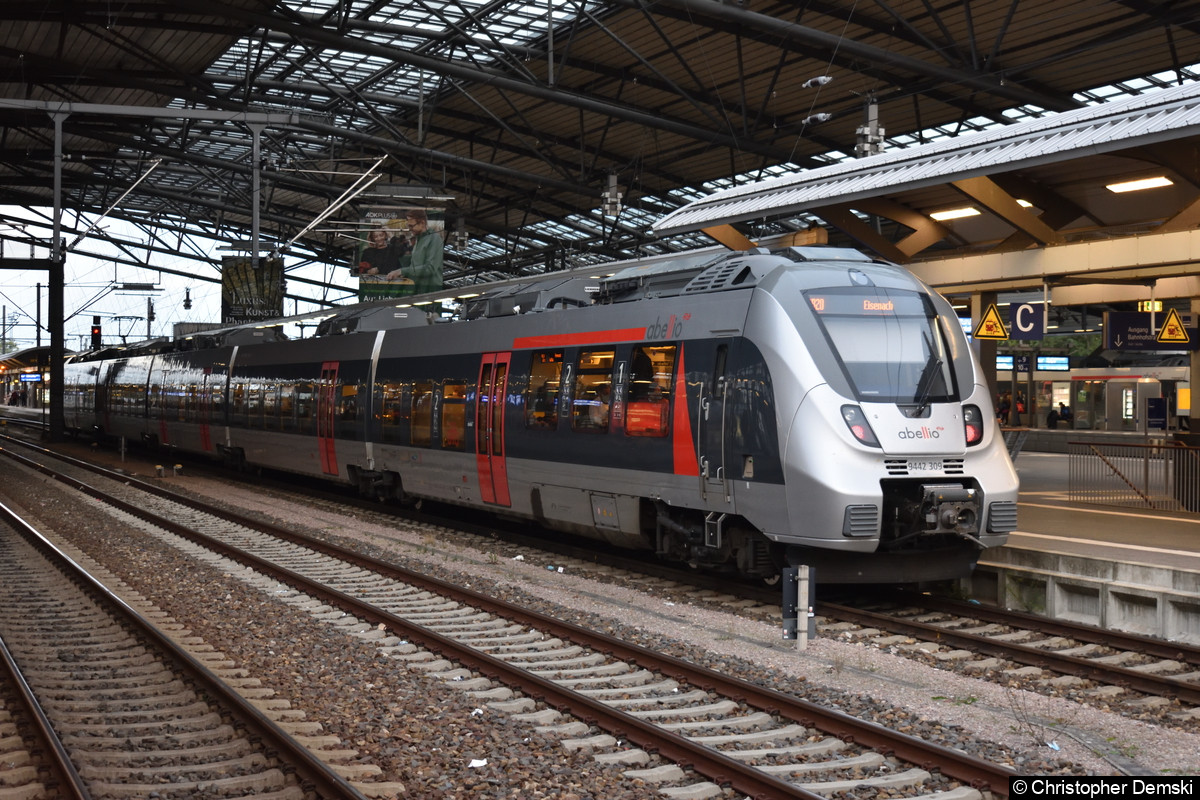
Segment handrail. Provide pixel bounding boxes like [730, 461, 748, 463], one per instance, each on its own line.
[1067, 438, 1200, 512]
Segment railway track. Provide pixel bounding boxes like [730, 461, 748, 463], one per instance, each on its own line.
[818, 596, 1200, 716]
[0, 622, 83, 800]
[0, 435, 1018, 798]
[0, 500, 369, 800]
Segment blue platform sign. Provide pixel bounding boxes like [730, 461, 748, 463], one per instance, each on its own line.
[1106, 311, 1200, 351]
[1009, 303, 1044, 340]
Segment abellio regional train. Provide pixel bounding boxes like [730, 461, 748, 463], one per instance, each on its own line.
[63, 246, 1018, 583]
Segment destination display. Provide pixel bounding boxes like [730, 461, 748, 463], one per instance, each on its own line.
[806, 290, 925, 316]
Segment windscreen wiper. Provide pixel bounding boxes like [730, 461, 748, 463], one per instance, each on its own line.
[912, 330, 942, 416]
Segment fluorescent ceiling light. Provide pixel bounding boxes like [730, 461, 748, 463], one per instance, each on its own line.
[1017, 199, 1032, 207]
[930, 206, 981, 221]
[1106, 176, 1173, 193]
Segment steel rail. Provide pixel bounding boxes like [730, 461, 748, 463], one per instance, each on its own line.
[0, 550, 92, 800]
[0, 493, 369, 800]
[0, 441, 1016, 798]
[821, 602, 1200, 706]
[898, 591, 1200, 668]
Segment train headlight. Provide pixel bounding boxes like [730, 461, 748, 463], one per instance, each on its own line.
[963, 404, 984, 446]
[841, 405, 880, 447]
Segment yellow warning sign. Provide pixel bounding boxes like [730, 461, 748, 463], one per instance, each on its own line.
[1157, 307, 1191, 344]
[973, 304, 1009, 340]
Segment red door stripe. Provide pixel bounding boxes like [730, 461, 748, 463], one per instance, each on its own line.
[671, 343, 699, 476]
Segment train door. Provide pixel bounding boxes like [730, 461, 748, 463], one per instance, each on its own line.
[475, 352, 511, 506]
[317, 362, 339, 475]
[697, 342, 734, 506]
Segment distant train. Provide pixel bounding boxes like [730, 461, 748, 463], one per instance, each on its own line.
[63, 246, 1019, 583]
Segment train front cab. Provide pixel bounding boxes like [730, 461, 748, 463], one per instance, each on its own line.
[762, 265, 1019, 583]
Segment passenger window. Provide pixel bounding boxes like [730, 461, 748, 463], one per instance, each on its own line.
[185, 383, 199, 422]
[279, 384, 295, 431]
[339, 385, 358, 420]
[380, 381, 404, 442]
[626, 344, 675, 437]
[572, 349, 614, 433]
[295, 382, 313, 433]
[246, 383, 262, 428]
[525, 350, 562, 429]
[231, 382, 246, 426]
[149, 383, 162, 419]
[263, 384, 279, 429]
[411, 381, 433, 446]
[442, 380, 467, 450]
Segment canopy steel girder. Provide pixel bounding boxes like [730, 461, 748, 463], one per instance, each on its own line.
[190, 2, 803, 163]
[274, 7, 1031, 165]
[609, 0, 1079, 112]
[612, 0, 1038, 134]
[1, 100, 613, 256]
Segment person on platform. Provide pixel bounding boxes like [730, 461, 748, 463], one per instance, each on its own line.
[1058, 402, 1073, 427]
[384, 209, 444, 294]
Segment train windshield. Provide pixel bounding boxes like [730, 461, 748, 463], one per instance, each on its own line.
[805, 287, 958, 404]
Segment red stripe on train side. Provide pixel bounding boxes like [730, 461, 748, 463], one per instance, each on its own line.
[512, 327, 647, 349]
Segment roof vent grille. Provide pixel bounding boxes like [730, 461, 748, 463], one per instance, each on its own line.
[683, 261, 756, 294]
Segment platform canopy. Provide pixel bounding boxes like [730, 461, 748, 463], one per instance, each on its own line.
[653, 81, 1200, 265]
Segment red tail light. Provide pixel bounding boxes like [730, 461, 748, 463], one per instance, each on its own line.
[963, 404, 984, 446]
[841, 405, 880, 447]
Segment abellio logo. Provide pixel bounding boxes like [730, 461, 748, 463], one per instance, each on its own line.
[898, 426, 944, 439]
[645, 313, 687, 340]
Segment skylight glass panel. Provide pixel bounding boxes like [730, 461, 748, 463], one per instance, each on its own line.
[471, 236, 512, 257]
[291, 0, 339, 12]
[621, 207, 656, 226]
[1119, 77, 1154, 91]
[1002, 105, 1046, 120]
[565, 215, 607, 235]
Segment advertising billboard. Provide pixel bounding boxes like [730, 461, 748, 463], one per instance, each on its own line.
[352, 207, 445, 301]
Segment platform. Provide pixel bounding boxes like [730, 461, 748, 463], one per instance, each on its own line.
[966, 450, 1200, 644]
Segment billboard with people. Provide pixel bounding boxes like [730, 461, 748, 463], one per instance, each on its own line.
[353, 207, 445, 300]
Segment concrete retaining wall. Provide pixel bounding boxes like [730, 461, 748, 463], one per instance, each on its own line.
[965, 547, 1200, 644]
